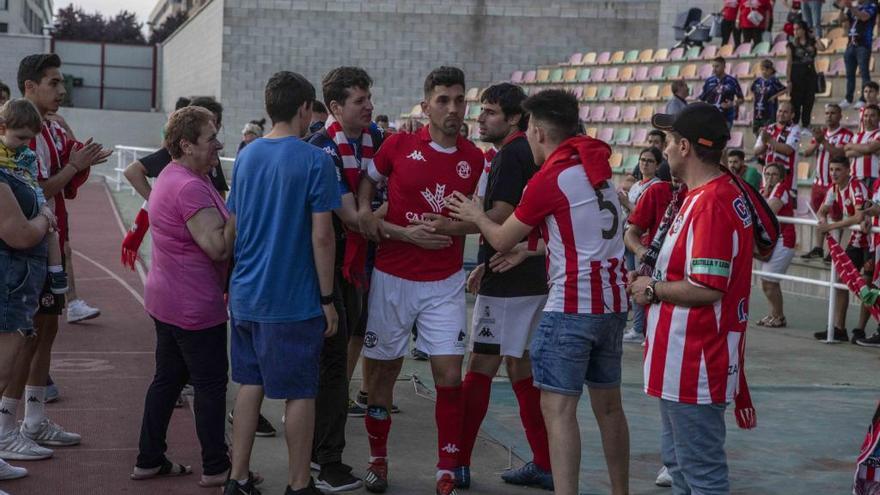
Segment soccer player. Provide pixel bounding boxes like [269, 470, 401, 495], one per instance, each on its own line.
[447, 89, 630, 495]
[355, 66, 483, 495]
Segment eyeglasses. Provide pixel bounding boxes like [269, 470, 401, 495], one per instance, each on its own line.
[639, 158, 657, 164]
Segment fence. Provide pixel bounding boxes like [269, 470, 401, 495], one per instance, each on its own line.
[107, 145, 234, 193]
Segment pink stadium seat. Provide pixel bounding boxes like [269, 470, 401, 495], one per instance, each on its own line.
[591, 68, 606, 82]
[771, 40, 788, 56]
[511, 71, 524, 83]
[734, 42, 753, 57]
[590, 105, 606, 122]
[569, 52, 583, 65]
[631, 127, 649, 145]
[605, 67, 620, 82]
[596, 51, 612, 64]
[701, 44, 718, 60]
[572, 86, 584, 100]
[579, 105, 591, 122]
[597, 127, 614, 143]
[773, 32, 788, 44]
[606, 105, 622, 122]
[732, 61, 750, 78]
[734, 105, 752, 125]
[828, 57, 846, 76]
[874, 38, 880, 51]
[634, 66, 649, 81]
[523, 70, 537, 83]
[698, 63, 713, 79]
[728, 130, 744, 149]
[612, 85, 628, 101]
[622, 105, 639, 122]
[669, 47, 685, 61]
[648, 65, 664, 80]
[775, 59, 788, 74]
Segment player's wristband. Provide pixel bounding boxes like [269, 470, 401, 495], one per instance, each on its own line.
[320, 293, 334, 305]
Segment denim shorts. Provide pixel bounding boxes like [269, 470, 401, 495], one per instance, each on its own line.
[0, 250, 47, 336]
[530, 311, 626, 395]
[230, 315, 326, 400]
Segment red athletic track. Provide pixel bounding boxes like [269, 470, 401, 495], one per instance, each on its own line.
[3, 180, 206, 495]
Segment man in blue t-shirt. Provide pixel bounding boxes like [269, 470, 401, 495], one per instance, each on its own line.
[225, 71, 341, 495]
[698, 56, 744, 128]
[839, 0, 878, 107]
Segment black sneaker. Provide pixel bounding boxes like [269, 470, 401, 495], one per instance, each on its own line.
[856, 331, 880, 347]
[285, 478, 323, 495]
[801, 247, 824, 259]
[348, 399, 367, 417]
[223, 478, 261, 495]
[851, 328, 867, 344]
[316, 462, 363, 492]
[49, 271, 68, 295]
[814, 327, 849, 342]
[226, 411, 277, 437]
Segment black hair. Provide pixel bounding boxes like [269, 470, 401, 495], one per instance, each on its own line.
[764, 162, 786, 176]
[375, 114, 389, 123]
[17, 53, 61, 94]
[865, 81, 880, 92]
[713, 56, 726, 66]
[830, 155, 850, 167]
[174, 97, 191, 110]
[671, 131, 724, 165]
[423, 66, 466, 98]
[480, 83, 529, 131]
[865, 103, 880, 116]
[640, 147, 664, 165]
[249, 118, 266, 130]
[322, 67, 372, 108]
[189, 96, 223, 128]
[647, 129, 667, 143]
[727, 149, 746, 160]
[312, 100, 327, 114]
[826, 103, 842, 113]
[0, 81, 10, 97]
[521, 89, 580, 141]
[265, 71, 315, 124]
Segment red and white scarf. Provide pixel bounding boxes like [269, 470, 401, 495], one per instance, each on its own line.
[326, 118, 374, 287]
[121, 200, 149, 270]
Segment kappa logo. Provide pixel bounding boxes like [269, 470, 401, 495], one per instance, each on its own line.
[478, 327, 494, 338]
[407, 150, 426, 162]
[732, 197, 752, 228]
[27, 396, 40, 403]
[441, 443, 460, 454]
[456, 160, 472, 179]
[364, 331, 378, 349]
[421, 183, 447, 213]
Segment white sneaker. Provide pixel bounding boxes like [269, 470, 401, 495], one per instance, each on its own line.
[66, 299, 100, 324]
[21, 419, 81, 447]
[655, 466, 673, 487]
[855, 100, 866, 109]
[839, 99, 852, 109]
[622, 328, 645, 343]
[0, 458, 27, 480]
[0, 428, 53, 460]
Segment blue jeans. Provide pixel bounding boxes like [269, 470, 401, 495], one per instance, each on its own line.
[801, 1, 823, 37]
[844, 45, 872, 103]
[0, 250, 46, 336]
[624, 250, 646, 335]
[660, 399, 730, 495]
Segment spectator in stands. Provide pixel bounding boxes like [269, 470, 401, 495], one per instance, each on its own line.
[0, 151, 56, 479]
[787, 20, 819, 128]
[755, 101, 801, 196]
[801, 0, 824, 37]
[727, 149, 763, 189]
[838, 0, 877, 108]
[721, 0, 742, 46]
[698, 57, 744, 128]
[632, 130, 672, 181]
[802, 103, 852, 259]
[375, 114, 392, 133]
[237, 119, 265, 155]
[132, 106, 234, 488]
[309, 100, 329, 135]
[844, 104, 880, 188]
[738, 0, 773, 44]
[0, 82, 9, 106]
[665, 80, 689, 117]
[858, 82, 879, 132]
[815, 155, 869, 342]
[751, 59, 787, 136]
[757, 163, 796, 327]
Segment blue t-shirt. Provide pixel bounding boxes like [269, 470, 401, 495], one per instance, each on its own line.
[847, 1, 878, 47]
[227, 136, 341, 323]
[750, 76, 786, 121]
[699, 74, 744, 122]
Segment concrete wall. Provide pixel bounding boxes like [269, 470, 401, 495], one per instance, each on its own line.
[0, 33, 50, 95]
[159, 0, 223, 113]
[217, 0, 661, 150]
[58, 107, 169, 149]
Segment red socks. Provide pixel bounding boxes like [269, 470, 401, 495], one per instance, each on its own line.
[435, 385, 464, 471]
[458, 372, 493, 467]
[365, 407, 391, 459]
[513, 376, 551, 472]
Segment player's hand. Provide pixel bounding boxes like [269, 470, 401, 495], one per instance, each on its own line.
[68, 139, 106, 171]
[410, 212, 451, 233]
[403, 224, 452, 250]
[322, 303, 338, 337]
[816, 222, 830, 234]
[38, 204, 57, 231]
[445, 191, 484, 224]
[628, 275, 653, 305]
[812, 127, 826, 142]
[760, 129, 772, 143]
[467, 264, 484, 294]
[489, 244, 529, 273]
[358, 209, 385, 242]
[93, 146, 113, 165]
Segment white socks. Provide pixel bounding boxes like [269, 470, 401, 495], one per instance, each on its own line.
[0, 397, 19, 436]
[23, 386, 46, 430]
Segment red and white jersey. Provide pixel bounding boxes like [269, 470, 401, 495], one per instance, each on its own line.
[644, 175, 754, 405]
[813, 127, 854, 187]
[368, 125, 483, 281]
[851, 129, 880, 180]
[824, 177, 869, 248]
[757, 123, 800, 193]
[476, 146, 497, 197]
[870, 180, 880, 250]
[762, 183, 796, 248]
[514, 161, 628, 314]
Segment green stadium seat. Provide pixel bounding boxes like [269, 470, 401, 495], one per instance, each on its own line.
[624, 50, 639, 63]
[753, 41, 770, 56]
[662, 64, 680, 79]
[597, 85, 613, 100]
[577, 68, 592, 82]
[466, 103, 481, 119]
[612, 127, 631, 145]
[684, 46, 702, 60]
[622, 153, 639, 170]
[549, 68, 564, 83]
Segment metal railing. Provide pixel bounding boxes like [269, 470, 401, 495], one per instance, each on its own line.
[107, 145, 235, 194]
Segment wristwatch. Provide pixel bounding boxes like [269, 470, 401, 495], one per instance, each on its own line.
[320, 293, 334, 305]
[644, 280, 660, 304]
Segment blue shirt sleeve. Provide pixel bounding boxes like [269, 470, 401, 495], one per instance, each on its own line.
[698, 80, 711, 102]
[732, 77, 744, 99]
[309, 153, 342, 213]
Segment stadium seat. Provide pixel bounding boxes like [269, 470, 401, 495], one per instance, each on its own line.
[775, 59, 788, 76]
[826, 27, 845, 40]
[523, 70, 537, 83]
[568, 52, 583, 65]
[583, 85, 599, 100]
[579, 105, 591, 122]
[669, 47, 686, 61]
[610, 51, 626, 64]
[637, 104, 654, 122]
[771, 40, 788, 56]
[622, 153, 639, 171]
[680, 63, 698, 79]
[653, 48, 669, 62]
[660, 84, 673, 99]
[625, 50, 640, 64]
[701, 44, 718, 60]
[631, 127, 649, 145]
[609, 151, 623, 168]
[817, 80, 833, 98]
[627, 85, 644, 101]
[606, 105, 622, 122]
[797, 161, 810, 180]
[827, 36, 848, 53]
[550, 68, 564, 83]
[685, 46, 702, 60]
[536, 68, 551, 83]
[698, 63, 713, 79]
[772, 32, 788, 44]
[732, 61, 750, 78]
[718, 44, 735, 58]
[828, 57, 845, 76]
[634, 65, 649, 81]
[597, 85, 613, 100]
[734, 42, 753, 57]
[619, 66, 634, 82]
[734, 105, 751, 125]
[753, 41, 771, 56]
[563, 68, 578, 82]
[465, 87, 480, 101]
[580, 52, 597, 65]
[663, 64, 681, 79]
[639, 48, 654, 62]
[590, 105, 606, 122]
[874, 38, 880, 52]
[606, 67, 620, 82]
[585, 127, 598, 138]
[577, 68, 592, 82]
[511, 71, 524, 83]
[821, 11, 839, 26]
[648, 65, 665, 80]
[571, 86, 584, 100]
[591, 67, 606, 82]
[728, 130, 744, 148]
[612, 85, 628, 101]
[598, 127, 614, 143]
[815, 57, 830, 73]
[643, 85, 660, 100]
[597, 51, 612, 64]
[622, 105, 639, 122]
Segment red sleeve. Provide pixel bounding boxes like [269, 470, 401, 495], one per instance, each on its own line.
[513, 172, 554, 227]
[628, 185, 659, 231]
[854, 183, 867, 209]
[59, 128, 89, 199]
[370, 133, 398, 180]
[686, 203, 738, 292]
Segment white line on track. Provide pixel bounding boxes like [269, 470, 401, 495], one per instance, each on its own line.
[71, 249, 144, 306]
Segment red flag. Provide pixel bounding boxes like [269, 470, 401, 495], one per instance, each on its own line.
[121, 202, 149, 270]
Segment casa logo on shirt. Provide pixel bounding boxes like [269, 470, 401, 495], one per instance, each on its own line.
[407, 150, 426, 162]
[733, 197, 752, 228]
[456, 161, 471, 179]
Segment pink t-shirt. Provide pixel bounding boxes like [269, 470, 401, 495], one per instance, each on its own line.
[144, 162, 230, 330]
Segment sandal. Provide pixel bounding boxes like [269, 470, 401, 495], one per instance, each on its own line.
[756, 315, 774, 327]
[199, 469, 263, 488]
[765, 316, 787, 328]
[131, 459, 193, 480]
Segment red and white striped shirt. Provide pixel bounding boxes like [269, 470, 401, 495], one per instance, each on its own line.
[644, 175, 753, 404]
[758, 123, 800, 194]
[851, 129, 880, 180]
[813, 127, 854, 187]
[514, 161, 628, 314]
[825, 177, 869, 248]
[763, 183, 796, 248]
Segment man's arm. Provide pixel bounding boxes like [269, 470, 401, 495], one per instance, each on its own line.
[767, 197, 783, 215]
[845, 140, 880, 156]
[335, 192, 360, 232]
[38, 139, 107, 198]
[630, 275, 724, 307]
[754, 133, 769, 155]
[312, 211, 338, 337]
[356, 176, 382, 241]
[446, 192, 533, 253]
[820, 211, 865, 232]
[413, 201, 515, 236]
[766, 137, 796, 156]
[624, 224, 648, 259]
[124, 160, 152, 201]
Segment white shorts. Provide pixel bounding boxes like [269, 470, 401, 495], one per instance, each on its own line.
[469, 294, 548, 358]
[363, 269, 467, 360]
[760, 242, 795, 282]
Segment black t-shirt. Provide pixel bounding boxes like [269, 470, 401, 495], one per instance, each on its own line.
[140, 148, 229, 192]
[478, 136, 548, 297]
[0, 172, 47, 257]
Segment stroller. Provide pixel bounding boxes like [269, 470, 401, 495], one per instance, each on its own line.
[673, 8, 720, 49]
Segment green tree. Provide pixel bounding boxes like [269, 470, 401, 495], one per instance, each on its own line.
[148, 11, 188, 44]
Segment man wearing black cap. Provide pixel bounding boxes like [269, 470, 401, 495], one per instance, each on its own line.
[630, 103, 756, 495]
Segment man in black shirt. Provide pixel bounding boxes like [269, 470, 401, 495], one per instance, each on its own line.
[414, 83, 553, 490]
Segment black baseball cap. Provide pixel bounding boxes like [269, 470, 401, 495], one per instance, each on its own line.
[651, 103, 730, 150]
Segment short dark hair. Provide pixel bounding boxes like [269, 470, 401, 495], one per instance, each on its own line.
[480, 83, 529, 131]
[375, 114, 389, 123]
[713, 56, 726, 65]
[671, 131, 724, 164]
[265, 71, 315, 124]
[424, 66, 465, 98]
[521, 89, 580, 141]
[0, 98, 42, 133]
[0, 81, 10, 97]
[830, 155, 850, 167]
[826, 103, 842, 112]
[640, 146, 663, 165]
[865, 81, 880, 92]
[189, 96, 223, 128]
[727, 149, 745, 160]
[174, 97, 191, 110]
[764, 162, 785, 176]
[322, 67, 372, 108]
[17, 53, 61, 94]
[312, 100, 327, 114]
[164, 106, 215, 159]
[647, 129, 667, 143]
[864, 103, 880, 116]
[670, 80, 688, 94]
